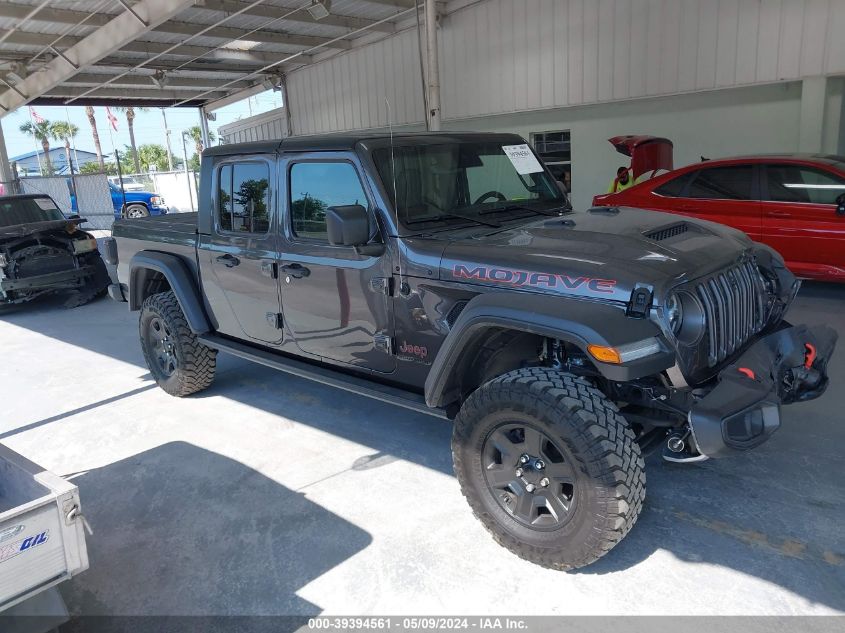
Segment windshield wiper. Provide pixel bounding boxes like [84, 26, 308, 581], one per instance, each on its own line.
[438, 211, 501, 228]
[479, 203, 571, 217]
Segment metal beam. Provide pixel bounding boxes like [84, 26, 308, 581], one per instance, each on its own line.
[0, 0, 196, 115]
[91, 57, 310, 74]
[202, 81, 267, 112]
[195, 0, 396, 33]
[44, 86, 228, 100]
[1, 30, 320, 61]
[30, 96, 208, 108]
[157, 20, 351, 49]
[62, 73, 252, 90]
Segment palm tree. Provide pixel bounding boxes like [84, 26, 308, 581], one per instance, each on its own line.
[185, 125, 215, 157]
[114, 106, 147, 173]
[50, 121, 80, 175]
[19, 119, 54, 175]
[84, 105, 105, 169]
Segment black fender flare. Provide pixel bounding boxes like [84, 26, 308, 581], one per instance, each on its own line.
[128, 251, 211, 334]
[424, 292, 675, 408]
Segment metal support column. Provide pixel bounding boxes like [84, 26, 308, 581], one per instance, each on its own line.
[424, 0, 441, 131]
[199, 107, 211, 150]
[0, 118, 13, 186]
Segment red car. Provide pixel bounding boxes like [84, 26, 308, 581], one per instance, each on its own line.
[594, 154, 845, 282]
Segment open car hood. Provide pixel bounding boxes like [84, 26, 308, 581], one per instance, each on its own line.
[0, 218, 85, 240]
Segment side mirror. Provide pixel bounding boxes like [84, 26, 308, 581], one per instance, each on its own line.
[836, 193, 845, 217]
[326, 204, 370, 247]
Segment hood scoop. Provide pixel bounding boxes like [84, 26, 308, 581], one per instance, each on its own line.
[644, 221, 709, 243]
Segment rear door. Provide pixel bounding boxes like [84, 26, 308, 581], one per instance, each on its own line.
[197, 156, 283, 344]
[760, 162, 845, 278]
[277, 153, 394, 373]
[650, 164, 762, 239]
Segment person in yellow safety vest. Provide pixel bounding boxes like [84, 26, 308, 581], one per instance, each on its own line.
[607, 166, 634, 194]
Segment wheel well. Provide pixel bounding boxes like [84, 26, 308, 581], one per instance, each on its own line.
[450, 328, 546, 403]
[123, 202, 149, 217]
[438, 328, 601, 410]
[131, 267, 171, 309]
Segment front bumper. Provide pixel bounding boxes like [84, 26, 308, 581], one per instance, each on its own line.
[689, 323, 837, 458]
[0, 265, 93, 293]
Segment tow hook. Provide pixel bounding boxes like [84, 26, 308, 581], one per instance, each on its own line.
[804, 343, 817, 369]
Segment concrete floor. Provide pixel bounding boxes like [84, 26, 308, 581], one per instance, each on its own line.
[0, 282, 843, 616]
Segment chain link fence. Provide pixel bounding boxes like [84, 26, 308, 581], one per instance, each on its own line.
[3, 174, 115, 230]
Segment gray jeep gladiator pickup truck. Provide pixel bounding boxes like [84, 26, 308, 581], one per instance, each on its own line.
[105, 132, 836, 570]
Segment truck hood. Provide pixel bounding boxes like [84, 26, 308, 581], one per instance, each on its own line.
[439, 207, 753, 304]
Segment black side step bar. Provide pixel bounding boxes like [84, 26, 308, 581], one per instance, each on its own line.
[198, 334, 449, 420]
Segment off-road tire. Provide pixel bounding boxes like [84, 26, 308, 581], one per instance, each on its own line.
[125, 204, 149, 219]
[139, 291, 217, 397]
[63, 256, 110, 309]
[452, 367, 645, 570]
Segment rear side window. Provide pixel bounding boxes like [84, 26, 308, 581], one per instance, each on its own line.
[686, 166, 754, 200]
[765, 164, 845, 205]
[289, 162, 367, 242]
[654, 173, 692, 197]
[217, 162, 271, 233]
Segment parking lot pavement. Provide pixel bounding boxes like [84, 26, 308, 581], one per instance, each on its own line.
[0, 283, 843, 616]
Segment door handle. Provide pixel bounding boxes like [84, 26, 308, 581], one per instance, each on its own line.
[216, 254, 240, 267]
[281, 263, 311, 279]
[766, 210, 792, 218]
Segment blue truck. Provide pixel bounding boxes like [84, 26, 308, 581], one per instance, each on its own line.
[68, 179, 169, 219]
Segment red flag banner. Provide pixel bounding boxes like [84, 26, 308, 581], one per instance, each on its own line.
[106, 106, 119, 131]
[29, 107, 45, 124]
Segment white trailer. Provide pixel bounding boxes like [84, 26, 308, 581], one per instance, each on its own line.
[0, 443, 89, 620]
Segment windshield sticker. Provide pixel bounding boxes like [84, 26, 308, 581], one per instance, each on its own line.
[502, 144, 544, 175]
[34, 197, 59, 211]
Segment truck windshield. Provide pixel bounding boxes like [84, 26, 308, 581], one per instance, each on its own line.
[372, 142, 566, 230]
[0, 198, 65, 227]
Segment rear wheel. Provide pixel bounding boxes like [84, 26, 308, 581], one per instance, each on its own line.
[452, 367, 645, 570]
[139, 291, 217, 396]
[125, 204, 149, 219]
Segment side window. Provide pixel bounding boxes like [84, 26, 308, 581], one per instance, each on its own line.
[686, 165, 754, 200]
[766, 164, 845, 205]
[290, 162, 368, 241]
[654, 173, 692, 198]
[217, 162, 271, 233]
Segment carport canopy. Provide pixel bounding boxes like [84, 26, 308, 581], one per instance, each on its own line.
[0, 0, 418, 113]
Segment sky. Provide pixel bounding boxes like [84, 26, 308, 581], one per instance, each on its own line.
[2, 89, 283, 163]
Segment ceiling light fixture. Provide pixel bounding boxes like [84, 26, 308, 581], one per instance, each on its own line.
[307, 0, 331, 21]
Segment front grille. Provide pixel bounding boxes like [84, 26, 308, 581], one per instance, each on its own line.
[645, 222, 689, 241]
[696, 259, 768, 367]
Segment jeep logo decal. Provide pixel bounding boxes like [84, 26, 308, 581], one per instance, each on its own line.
[453, 265, 616, 294]
[399, 341, 428, 361]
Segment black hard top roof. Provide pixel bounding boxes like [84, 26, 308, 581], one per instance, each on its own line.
[203, 131, 528, 157]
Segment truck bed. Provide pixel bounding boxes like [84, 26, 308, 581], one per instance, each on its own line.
[112, 212, 199, 287]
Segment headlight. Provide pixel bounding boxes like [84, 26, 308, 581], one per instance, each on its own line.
[666, 292, 683, 334]
[151, 196, 164, 206]
[72, 237, 98, 254]
[666, 291, 706, 345]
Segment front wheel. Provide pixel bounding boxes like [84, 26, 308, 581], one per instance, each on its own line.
[125, 204, 149, 219]
[452, 367, 645, 570]
[139, 291, 217, 397]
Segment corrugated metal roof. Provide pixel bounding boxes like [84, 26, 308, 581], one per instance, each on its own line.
[0, 0, 413, 110]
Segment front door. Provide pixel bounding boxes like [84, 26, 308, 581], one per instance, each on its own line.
[658, 163, 762, 240]
[198, 156, 282, 344]
[760, 163, 845, 279]
[278, 154, 394, 373]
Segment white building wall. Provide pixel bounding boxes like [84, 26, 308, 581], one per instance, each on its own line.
[287, 28, 425, 136]
[442, 0, 844, 119]
[285, 0, 845, 134]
